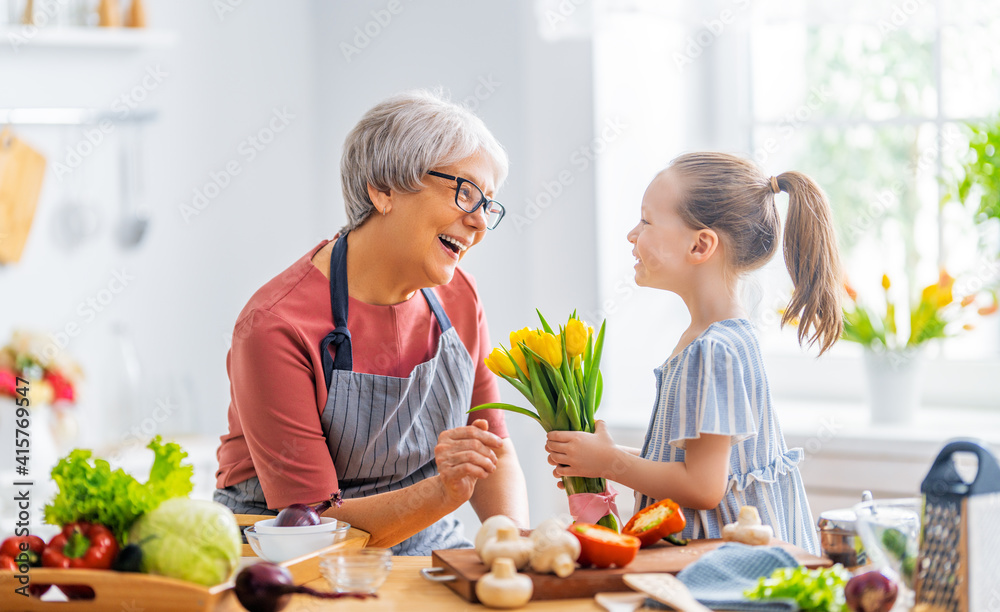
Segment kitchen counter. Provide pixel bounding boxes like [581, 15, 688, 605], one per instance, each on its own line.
[216, 556, 608, 611]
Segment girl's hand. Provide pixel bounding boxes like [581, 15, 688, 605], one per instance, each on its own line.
[545, 420, 618, 480]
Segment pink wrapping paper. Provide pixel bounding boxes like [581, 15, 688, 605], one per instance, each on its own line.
[567, 484, 621, 525]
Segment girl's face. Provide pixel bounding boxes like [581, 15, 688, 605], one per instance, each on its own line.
[626, 169, 698, 292]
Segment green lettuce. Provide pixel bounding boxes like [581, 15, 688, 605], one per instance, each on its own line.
[745, 565, 851, 612]
[44, 436, 194, 544]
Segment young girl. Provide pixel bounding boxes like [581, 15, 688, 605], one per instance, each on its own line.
[546, 152, 843, 555]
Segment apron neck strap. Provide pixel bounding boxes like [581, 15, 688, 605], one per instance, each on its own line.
[319, 233, 455, 389]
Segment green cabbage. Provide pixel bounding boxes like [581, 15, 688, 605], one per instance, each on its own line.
[129, 498, 241, 586]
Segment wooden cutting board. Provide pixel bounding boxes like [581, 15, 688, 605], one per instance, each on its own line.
[431, 539, 831, 602]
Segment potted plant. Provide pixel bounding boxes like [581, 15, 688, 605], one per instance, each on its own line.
[947, 114, 1000, 243]
[842, 272, 997, 424]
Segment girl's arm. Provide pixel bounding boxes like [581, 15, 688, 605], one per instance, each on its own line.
[546, 422, 731, 510]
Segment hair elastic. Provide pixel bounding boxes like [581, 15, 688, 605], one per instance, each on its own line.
[769, 176, 780, 194]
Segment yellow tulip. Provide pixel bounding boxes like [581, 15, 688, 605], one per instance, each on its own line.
[484, 348, 515, 378]
[524, 331, 563, 368]
[509, 346, 529, 378]
[509, 327, 533, 351]
[565, 318, 589, 358]
[541, 333, 563, 368]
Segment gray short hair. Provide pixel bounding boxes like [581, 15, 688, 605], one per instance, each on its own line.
[340, 89, 509, 232]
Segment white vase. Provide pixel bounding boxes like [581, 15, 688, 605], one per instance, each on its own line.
[862, 348, 926, 425]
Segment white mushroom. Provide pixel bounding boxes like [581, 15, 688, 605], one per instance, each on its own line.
[722, 506, 773, 546]
[475, 515, 519, 559]
[529, 518, 580, 577]
[475, 557, 534, 609]
[481, 525, 534, 571]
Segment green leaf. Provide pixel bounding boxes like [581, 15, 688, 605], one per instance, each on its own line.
[469, 402, 542, 425]
[536, 309, 554, 334]
[44, 436, 194, 545]
[745, 566, 850, 612]
[524, 351, 555, 429]
[584, 320, 606, 419]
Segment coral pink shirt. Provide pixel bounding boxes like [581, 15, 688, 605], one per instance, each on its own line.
[215, 240, 506, 508]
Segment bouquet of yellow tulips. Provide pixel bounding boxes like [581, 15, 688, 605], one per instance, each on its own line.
[472, 310, 620, 530]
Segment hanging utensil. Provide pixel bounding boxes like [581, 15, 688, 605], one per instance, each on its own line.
[116, 123, 149, 249]
[51, 127, 101, 251]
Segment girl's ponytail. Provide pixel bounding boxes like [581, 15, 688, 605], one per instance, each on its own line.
[776, 172, 843, 355]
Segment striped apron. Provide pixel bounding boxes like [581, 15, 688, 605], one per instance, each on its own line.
[216, 232, 475, 555]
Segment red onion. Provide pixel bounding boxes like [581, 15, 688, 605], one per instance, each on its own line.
[234, 562, 371, 612]
[273, 491, 343, 527]
[845, 569, 898, 612]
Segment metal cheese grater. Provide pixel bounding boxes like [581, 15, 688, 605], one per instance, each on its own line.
[915, 439, 1000, 611]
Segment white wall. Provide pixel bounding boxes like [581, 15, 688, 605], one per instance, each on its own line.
[315, 0, 602, 529]
[2, 1, 604, 531]
[1, 0, 322, 445]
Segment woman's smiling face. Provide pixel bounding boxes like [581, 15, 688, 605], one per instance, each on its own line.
[626, 169, 697, 292]
[385, 151, 495, 288]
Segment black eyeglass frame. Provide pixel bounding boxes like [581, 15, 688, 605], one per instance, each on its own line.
[426, 170, 505, 230]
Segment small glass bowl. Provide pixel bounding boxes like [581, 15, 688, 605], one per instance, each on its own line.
[319, 548, 392, 594]
[853, 497, 922, 588]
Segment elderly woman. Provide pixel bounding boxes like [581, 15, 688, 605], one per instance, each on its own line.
[214, 90, 529, 555]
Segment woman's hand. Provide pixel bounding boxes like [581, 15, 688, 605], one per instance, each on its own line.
[545, 420, 619, 481]
[435, 419, 502, 504]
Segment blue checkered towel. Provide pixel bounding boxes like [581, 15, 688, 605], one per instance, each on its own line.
[644, 543, 798, 611]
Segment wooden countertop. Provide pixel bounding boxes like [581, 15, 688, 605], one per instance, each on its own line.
[217, 556, 607, 611]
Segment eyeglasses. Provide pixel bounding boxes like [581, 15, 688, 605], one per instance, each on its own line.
[427, 170, 505, 230]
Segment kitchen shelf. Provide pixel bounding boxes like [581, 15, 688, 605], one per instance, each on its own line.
[0, 26, 176, 51]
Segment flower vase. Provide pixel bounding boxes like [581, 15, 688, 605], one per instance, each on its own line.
[562, 475, 619, 531]
[862, 348, 926, 425]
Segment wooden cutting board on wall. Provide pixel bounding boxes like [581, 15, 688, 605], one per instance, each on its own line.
[0, 128, 47, 264]
[430, 539, 831, 602]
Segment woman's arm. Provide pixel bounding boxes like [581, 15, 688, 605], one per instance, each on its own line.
[546, 421, 731, 510]
[322, 420, 504, 548]
[469, 437, 529, 528]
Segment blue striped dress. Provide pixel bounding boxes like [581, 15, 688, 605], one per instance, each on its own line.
[634, 318, 820, 555]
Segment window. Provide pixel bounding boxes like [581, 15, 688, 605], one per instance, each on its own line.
[593, 0, 1000, 420]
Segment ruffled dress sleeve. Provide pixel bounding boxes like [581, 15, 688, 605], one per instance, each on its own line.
[666, 338, 758, 450]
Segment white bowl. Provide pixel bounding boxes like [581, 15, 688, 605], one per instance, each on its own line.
[254, 516, 343, 535]
[245, 518, 351, 562]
